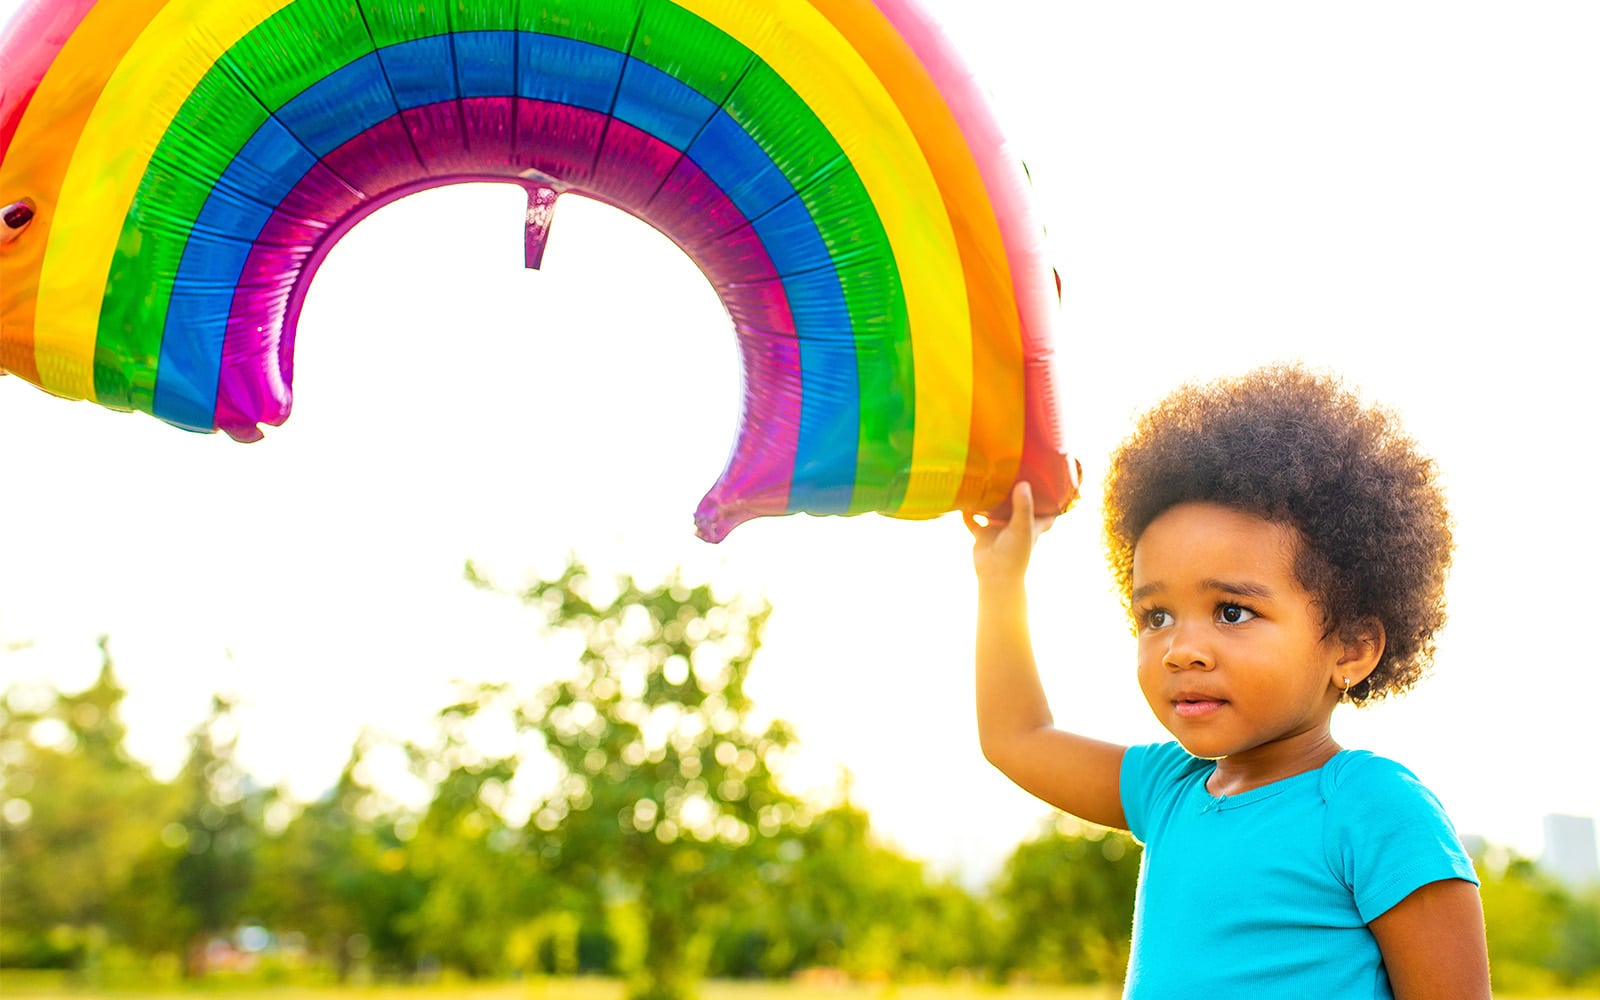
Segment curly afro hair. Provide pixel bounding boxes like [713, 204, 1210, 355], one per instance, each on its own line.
[1102, 364, 1452, 705]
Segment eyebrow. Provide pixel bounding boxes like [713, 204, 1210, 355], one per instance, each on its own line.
[1129, 578, 1275, 603]
[1205, 578, 1275, 600]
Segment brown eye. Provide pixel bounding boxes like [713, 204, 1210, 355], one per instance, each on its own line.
[1218, 604, 1255, 624]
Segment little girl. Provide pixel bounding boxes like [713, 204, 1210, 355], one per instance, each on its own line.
[968, 364, 1490, 998]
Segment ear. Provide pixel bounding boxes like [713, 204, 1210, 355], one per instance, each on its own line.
[1332, 617, 1386, 690]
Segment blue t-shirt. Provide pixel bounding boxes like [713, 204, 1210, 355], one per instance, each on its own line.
[1119, 742, 1479, 999]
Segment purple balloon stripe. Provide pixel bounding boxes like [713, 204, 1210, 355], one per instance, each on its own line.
[276, 161, 366, 230]
[456, 98, 518, 169]
[515, 99, 607, 188]
[399, 104, 476, 175]
[590, 121, 690, 217]
[218, 99, 803, 521]
[214, 161, 366, 436]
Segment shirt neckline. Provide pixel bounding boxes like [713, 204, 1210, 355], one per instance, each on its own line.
[1197, 752, 1349, 813]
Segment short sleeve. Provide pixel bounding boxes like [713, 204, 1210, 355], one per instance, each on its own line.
[1120, 741, 1208, 844]
[1322, 753, 1480, 923]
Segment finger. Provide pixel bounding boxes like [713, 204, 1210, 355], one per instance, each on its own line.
[1011, 480, 1034, 525]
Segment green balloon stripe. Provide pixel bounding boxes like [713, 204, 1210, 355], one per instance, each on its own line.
[99, 0, 909, 513]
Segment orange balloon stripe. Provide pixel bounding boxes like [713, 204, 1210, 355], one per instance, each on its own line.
[811, 0, 1024, 514]
[871, 0, 1071, 515]
[0, 0, 170, 387]
[823, 0, 1023, 513]
[0, 0, 96, 160]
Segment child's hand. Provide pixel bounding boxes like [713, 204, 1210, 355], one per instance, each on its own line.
[965, 481, 1054, 584]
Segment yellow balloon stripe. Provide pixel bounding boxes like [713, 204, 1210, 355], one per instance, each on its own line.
[671, 0, 969, 515]
[36, 0, 295, 402]
[32, 0, 972, 517]
[809, 0, 1022, 513]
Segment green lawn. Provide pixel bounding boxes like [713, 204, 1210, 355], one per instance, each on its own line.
[0, 977, 1102, 1000]
[0, 975, 1595, 1000]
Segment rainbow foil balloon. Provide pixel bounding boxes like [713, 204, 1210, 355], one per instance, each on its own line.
[0, 0, 1077, 541]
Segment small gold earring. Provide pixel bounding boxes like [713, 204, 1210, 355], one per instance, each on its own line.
[1340, 676, 1353, 700]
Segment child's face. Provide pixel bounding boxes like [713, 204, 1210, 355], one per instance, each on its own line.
[1130, 502, 1349, 761]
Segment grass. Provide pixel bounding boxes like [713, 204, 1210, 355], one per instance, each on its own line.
[0, 975, 1111, 1000]
[0, 973, 1593, 1000]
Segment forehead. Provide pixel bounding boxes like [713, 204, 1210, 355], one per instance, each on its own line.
[1131, 502, 1302, 587]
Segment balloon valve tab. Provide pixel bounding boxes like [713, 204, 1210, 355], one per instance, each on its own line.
[524, 185, 558, 269]
[2, 199, 36, 245]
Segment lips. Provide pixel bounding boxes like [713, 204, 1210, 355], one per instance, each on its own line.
[1172, 693, 1227, 719]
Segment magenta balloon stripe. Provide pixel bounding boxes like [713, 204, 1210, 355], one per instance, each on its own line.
[218, 98, 801, 513]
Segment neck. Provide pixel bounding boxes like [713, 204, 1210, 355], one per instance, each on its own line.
[1206, 726, 1341, 797]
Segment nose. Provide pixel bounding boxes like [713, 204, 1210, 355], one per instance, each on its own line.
[1161, 621, 1214, 672]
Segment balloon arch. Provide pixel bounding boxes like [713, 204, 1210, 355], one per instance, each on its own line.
[0, 0, 1076, 540]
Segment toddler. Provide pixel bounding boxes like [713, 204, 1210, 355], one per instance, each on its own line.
[968, 364, 1490, 998]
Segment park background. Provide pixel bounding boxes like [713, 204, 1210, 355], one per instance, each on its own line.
[3, 0, 1599, 996]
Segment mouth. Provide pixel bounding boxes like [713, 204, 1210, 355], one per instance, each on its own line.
[1172, 695, 1227, 719]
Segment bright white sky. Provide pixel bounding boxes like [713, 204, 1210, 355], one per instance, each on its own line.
[2, 1, 1597, 885]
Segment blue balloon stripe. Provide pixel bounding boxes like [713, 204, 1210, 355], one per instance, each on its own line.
[210, 120, 320, 213]
[517, 32, 625, 112]
[274, 54, 397, 157]
[152, 120, 319, 428]
[453, 31, 517, 99]
[614, 57, 714, 152]
[380, 35, 457, 109]
[154, 30, 862, 500]
[689, 112, 797, 222]
[155, 232, 257, 431]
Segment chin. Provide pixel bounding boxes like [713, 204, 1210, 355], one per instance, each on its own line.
[1166, 728, 1233, 761]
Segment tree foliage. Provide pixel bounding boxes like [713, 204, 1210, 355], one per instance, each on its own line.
[734, 795, 997, 980]
[991, 815, 1142, 986]
[1477, 851, 1600, 992]
[466, 557, 806, 1000]
[0, 640, 175, 969]
[247, 736, 426, 979]
[168, 694, 262, 975]
[3, 575, 1594, 993]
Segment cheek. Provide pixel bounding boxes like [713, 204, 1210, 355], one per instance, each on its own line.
[1135, 642, 1164, 691]
[1135, 630, 1167, 667]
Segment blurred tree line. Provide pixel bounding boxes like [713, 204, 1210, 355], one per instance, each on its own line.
[2, 561, 1597, 997]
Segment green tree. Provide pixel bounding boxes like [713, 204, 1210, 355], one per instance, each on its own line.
[166, 693, 259, 976]
[710, 793, 995, 981]
[248, 734, 425, 980]
[991, 814, 1142, 985]
[0, 639, 176, 970]
[1478, 851, 1600, 992]
[398, 699, 556, 978]
[468, 557, 805, 1000]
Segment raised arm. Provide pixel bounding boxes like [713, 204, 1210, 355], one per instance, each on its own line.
[967, 482, 1129, 830]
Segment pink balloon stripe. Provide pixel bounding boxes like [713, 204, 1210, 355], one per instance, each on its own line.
[218, 99, 803, 524]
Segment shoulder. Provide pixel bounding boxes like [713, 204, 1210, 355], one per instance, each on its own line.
[1320, 749, 1426, 799]
[1320, 750, 1465, 824]
[1123, 740, 1210, 787]
[1321, 749, 1459, 836]
[1320, 750, 1480, 922]
[1121, 741, 1209, 841]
